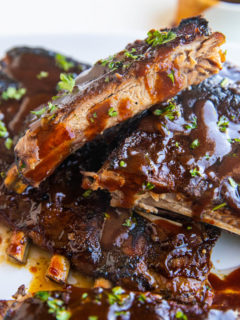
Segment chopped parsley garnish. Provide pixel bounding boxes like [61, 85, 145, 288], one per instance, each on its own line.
[217, 116, 229, 133]
[228, 138, 240, 143]
[108, 107, 118, 117]
[107, 287, 127, 305]
[82, 292, 88, 300]
[31, 107, 47, 118]
[55, 53, 74, 71]
[220, 78, 229, 88]
[138, 293, 147, 303]
[35, 291, 50, 301]
[228, 177, 238, 188]
[119, 160, 126, 167]
[82, 189, 92, 198]
[58, 73, 75, 93]
[205, 154, 210, 160]
[35, 291, 71, 320]
[190, 139, 199, 149]
[122, 217, 134, 228]
[104, 212, 110, 219]
[100, 55, 122, 71]
[105, 76, 110, 83]
[5, 138, 13, 150]
[175, 310, 188, 320]
[213, 202, 227, 211]
[153, 101, 179, 120]
[187, 226, 192, 230]
[2, 87, 26, 101]
[37, 71, 49, 79]
[146, 30, 176, 47]
[175, 142, 180, 148]
[48, 102, 58, 113]
[190, 167, 201, 177]
[0, 171, 6, 178]
[185, 116, 197, 130]
[88, 316, 98, 320]
[142, 181, 155, 191]
[124, 48, 143, 60]
[115, 311, 128, 316]
[0, 121, 8, 138]
[167, 70, 175, 84]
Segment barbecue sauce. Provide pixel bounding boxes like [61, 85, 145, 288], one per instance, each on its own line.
[95, 64, 240, 218]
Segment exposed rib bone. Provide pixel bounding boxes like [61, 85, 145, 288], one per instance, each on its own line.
[46, 254, 70, 284]
[7, 231, 30, 264]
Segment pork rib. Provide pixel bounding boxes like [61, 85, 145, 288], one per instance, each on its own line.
[83, 63, 240, 234]
[14, 17, 225, 187]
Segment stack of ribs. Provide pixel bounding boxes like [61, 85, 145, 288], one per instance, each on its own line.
[0, 16, 240, 319]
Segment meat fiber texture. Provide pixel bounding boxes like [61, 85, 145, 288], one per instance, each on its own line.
[14, 16, 225, 187]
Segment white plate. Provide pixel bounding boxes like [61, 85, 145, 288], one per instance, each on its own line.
[0, 34, 239, 300]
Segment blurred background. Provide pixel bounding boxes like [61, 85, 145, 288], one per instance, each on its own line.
[0, 0, 239, 62]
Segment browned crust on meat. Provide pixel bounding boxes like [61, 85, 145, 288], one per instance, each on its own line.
[13, 17, 225, 187]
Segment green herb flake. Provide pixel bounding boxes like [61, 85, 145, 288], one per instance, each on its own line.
[0, 120, 8, 138]
[122, 218, 133, 228]
[2, 87, 26, 101]
[185, 116, 197, 130]
[146, 30, 176, 47]
[48, 102, 58, 113]
[190, 168, 201, 177]
[153, 101, 179, 120]
[138, 293, 147, 303]
[0, 171, 6, 178]
[142, 181, 155, 191]
[205, 154, 210, 160]
[105, 76, 110, 83]
[58, 73, 75, 93]
[112, 287, 125, 295]
[100, 55, 122, 71]
[31, 107, 47, 118]
[108, 107, 118, 117]
[115, 311, 128, 316]
[175, 142, 180, 148]
[220, 78, 229, 88]
[104, 212, 110, 219]
[55, 53, 74, 71]
[124, 48, 143, 60]
[213, 202, 227, 211]
[37, 71, 49, 79]
[88, 316, 98, 320]
[82, 189, 92, 198]
[82, 292, 88, 300]
[190, 139, 200, 149]
[119, 160, 127, 167]
[175, 310, 188, 320]
[186, 226, 192, 230]
[167, 70, 175, 84]
[35, 291, 50, 301]
[56, 309, 71, 320]
[228, 177, 238, 188]
[5, 137, 13, 150]
[217, 116, 229, 133]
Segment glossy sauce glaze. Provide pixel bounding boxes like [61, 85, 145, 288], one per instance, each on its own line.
[93, 63, 240, 216]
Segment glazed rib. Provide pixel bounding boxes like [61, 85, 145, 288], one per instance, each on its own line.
[0, 287, 216, 320]
[14, 17, 225, 187]
[84, 63, 240, 234]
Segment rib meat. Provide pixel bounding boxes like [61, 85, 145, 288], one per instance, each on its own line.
[13, 17, 225, 187]
[84, 63, 240, 234]
[2, 285, 240, 320]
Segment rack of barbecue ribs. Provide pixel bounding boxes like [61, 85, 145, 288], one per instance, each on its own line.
[9, 17, 225, 187]
[1, 16, 240, 319]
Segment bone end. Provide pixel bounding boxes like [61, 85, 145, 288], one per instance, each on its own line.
[46, 254, 70, 284]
